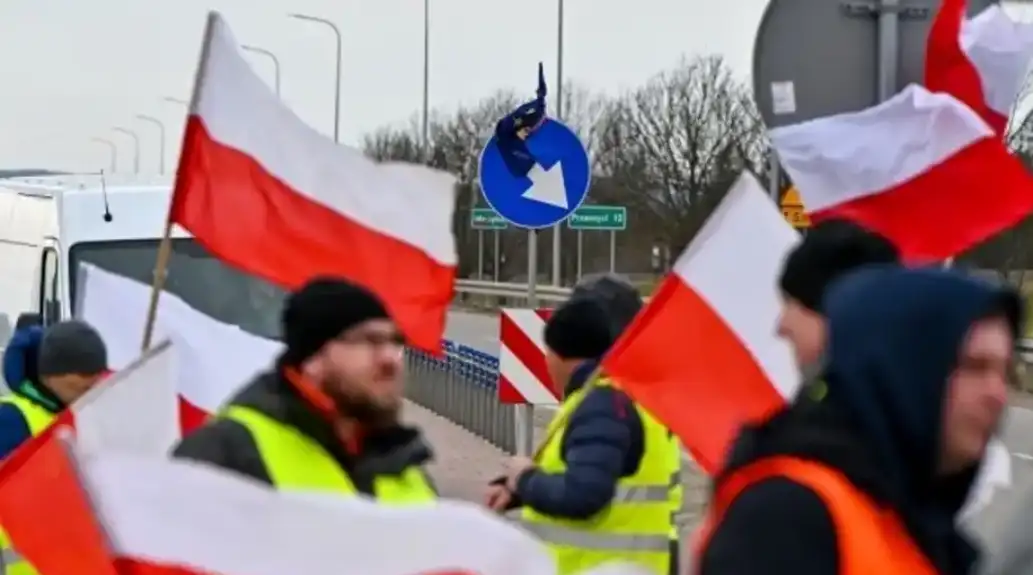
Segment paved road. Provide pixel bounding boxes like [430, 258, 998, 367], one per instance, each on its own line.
[422, 308, 1033, 546]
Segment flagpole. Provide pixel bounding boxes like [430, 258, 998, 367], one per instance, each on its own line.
[141, 223, 174, 351]
[142, 12, 217, 351]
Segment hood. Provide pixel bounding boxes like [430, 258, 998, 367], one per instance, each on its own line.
[821, 265, 1021, 491]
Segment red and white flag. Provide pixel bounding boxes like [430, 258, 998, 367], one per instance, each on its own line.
[78, 263, 278, 433]
[602, 174, 800, 473]
[600, 173, 1012, 509]
[0, 432, 651, 575]
[0, 340, 180, 488]
[171, 12, 458, 352]
[926, 0, 1033, 134]
[770, 84, 1033, 262]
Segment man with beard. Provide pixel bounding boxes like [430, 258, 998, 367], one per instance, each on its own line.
[172, 277, 436, 502]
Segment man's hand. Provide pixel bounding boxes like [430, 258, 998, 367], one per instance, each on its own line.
[504, 456, 535, 491]
[484, 484, 512, 513]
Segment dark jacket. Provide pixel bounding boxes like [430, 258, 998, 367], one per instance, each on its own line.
[0, 326, 61, 460]
[510, 360, 646, 519]
[172, 369, 435, 495]
[699, 266, 1022, 575]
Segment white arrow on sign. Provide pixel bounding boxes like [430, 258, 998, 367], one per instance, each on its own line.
[521, 161, 568, 209]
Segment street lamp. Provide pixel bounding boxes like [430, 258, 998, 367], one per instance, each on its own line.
[288, 13, 342, 142]
[112, 127, 141, 174]
[136, 114, 167, 174]
[552, 0, 566, 286]
[91, 137, 117, 173]
[421, 0, 430, 159]
[242, 45, 282, 96]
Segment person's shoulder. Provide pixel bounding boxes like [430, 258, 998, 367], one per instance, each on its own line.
[0, 402, 29, 431]
[172, 417, 271, 484]
[700, 476, 838, 574]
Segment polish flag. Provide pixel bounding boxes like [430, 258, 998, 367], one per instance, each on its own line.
[78, 263, 279, 433]
[0, 433, 651, 575]
[0, 340, 181, 469]
[925, 0, 1033, 134]
[600, 174, 1012, 513]
[171, 12, 458, 352]
[770, 84, 1033, 263]
[602, 174, 800, 474]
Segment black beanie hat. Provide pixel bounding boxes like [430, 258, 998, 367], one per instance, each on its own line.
[779, 219, 900, 312]
[280, 276, 391, 365]
[544, 274, 643, 360]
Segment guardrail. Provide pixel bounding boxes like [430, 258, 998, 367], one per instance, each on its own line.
[453, 279, 573, 306]
[410, 282, 1033, 454]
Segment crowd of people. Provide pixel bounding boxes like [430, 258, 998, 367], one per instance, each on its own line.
[0, 220, 1030, 574]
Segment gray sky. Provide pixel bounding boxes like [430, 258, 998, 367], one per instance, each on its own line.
[0, 0, 765, 171]
[1, 1, 1030, 172]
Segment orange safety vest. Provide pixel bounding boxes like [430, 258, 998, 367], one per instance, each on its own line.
[693, 456, 939, 575]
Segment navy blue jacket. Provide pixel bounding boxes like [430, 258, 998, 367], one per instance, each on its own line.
[0, 326, 59, 460]
[513, 360, 645, 519]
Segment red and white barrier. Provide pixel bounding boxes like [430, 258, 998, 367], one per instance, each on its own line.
[498, 308, 559, 405]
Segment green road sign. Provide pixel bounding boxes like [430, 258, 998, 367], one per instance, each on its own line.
[470, 208, 508, 230]
[567, 205, 627, 230]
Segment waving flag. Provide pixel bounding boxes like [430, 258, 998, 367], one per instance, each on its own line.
[926, 0, 1033, 134]
[600, 173, 1014, 513]
[78, 263, 278, 433]
[770, 85, 1033, 262]
[602, 174, 800, 473]
[0, 432, 652, 575]
[171, 12, 457, 352]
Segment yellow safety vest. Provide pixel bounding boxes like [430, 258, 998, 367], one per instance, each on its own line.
[222, 405, 436, 502]
[521, 377, 678, 575]
[669, 433, 684, 541]
[0, 395, 57, 575]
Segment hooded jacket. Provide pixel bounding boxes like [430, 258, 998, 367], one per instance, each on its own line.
[698, 266, 1021, 575]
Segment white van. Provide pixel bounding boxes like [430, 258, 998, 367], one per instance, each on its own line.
[0, 174, 285, 342]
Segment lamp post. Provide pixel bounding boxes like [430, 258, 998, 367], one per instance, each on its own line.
[242, 45, 282, 96]
[135, 114, 167, 174]
[91, 137, 117, 173]
[289, 13, 342, 142]
[112, 127, 141, 174]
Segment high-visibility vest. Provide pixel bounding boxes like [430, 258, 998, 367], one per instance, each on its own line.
[668, 433, 683, 541]
[693, 456, 938, 575]
[222, 405, 436, 503]
[520, 378, 678, 575]
[0, 395, 57, 575]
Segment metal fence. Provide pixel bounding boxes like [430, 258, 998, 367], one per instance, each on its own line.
[405, 339, 518, 454]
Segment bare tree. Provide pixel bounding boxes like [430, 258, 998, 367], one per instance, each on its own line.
[595, 55, 764, 252]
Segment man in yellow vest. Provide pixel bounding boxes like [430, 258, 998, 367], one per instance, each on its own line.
[173, 277, 435, 502]
[486, 274, 680, 575]
[0, 319, 110, 574]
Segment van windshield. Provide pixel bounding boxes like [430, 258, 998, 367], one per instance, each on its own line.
[68, 239, 285, 339]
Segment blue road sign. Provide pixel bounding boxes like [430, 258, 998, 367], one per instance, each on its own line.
[478, 118, 591, 229]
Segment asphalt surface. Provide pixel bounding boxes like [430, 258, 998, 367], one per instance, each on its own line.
[417, 309, 1033, 549]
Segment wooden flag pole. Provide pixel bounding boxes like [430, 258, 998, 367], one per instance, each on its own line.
[140, 221, 174, 352]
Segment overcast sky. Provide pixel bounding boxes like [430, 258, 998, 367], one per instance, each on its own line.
[0, 0, 1030, 172]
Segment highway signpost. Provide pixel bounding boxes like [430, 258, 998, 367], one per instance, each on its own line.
[567, 205, 626, 277]
[469, 208, 506, 281]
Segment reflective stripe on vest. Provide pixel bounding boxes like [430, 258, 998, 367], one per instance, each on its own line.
[0, 395, 56, 575]
[694, 456, 939, 575]
[521, 377, 678, 575]
[222, 405, 435, 503]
